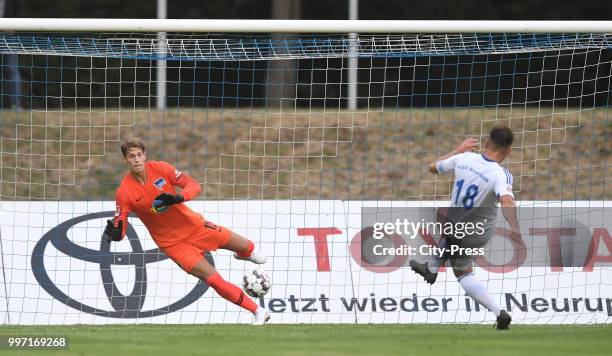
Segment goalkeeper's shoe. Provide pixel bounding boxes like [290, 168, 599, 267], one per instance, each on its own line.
[234, 251, 267, 264]
[253, 307, 270, 326]
[496, 310, 512, 330]
[409, 260, 438, 285]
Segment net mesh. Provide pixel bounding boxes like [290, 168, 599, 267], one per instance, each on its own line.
[0, 30, 610, 324]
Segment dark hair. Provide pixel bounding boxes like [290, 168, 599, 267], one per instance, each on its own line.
[489, 126, 514, 149]
[121, 137, 146, 156]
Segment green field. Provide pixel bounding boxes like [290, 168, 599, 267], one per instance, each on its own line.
[1, 324, 611, 356]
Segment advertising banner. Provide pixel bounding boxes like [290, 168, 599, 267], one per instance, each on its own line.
[0, 201, 610, 324]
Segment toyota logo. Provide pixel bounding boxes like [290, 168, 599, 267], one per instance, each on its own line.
[31, 211, 211, 318]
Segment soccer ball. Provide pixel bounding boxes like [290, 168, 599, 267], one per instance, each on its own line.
[242, 269, 271, 298]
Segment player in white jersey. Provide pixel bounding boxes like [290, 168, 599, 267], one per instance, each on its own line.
[409, 126, 520, 330]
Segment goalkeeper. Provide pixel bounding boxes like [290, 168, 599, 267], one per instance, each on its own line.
[104, 137, 270, 325]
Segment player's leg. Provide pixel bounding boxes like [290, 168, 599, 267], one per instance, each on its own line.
[412, 209, 453, 279]
[453, 265, 500, 315]
[427, 235, 448, 273]
[409, 236, 448, 284]
[451, 232, 511, 329]
[200, 218, 267, 264]
[222, 230, 267, 264]
[164, 241, 270, 325]
[190, 257, 270, 325]
[190, 257, 257, 310]
[453, 265, 511, 330]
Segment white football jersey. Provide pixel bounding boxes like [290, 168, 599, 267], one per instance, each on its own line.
[436, 152, 514, 227]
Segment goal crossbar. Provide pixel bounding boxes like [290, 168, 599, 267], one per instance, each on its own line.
[0, 19, 611, 33]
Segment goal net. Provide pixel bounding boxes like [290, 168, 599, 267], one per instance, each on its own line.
[0, 20, 610, 325]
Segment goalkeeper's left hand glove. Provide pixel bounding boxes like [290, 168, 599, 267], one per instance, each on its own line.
[152, 193, 184, 213]
[103, 219, 123, 242]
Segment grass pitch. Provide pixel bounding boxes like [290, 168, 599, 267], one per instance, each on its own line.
[1, 324, 610, 356]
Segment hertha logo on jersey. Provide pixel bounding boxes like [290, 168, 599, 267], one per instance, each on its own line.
[153, 178, 167, 190]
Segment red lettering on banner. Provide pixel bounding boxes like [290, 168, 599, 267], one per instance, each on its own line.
[583, 228, 612, 272]
[297, 228, 342, 272]
[297, 225, 608, 273]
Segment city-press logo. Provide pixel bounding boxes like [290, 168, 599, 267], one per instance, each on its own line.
[31, 211, 212, 318]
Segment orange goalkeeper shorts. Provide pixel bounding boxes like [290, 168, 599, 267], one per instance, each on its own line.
[162, 219, 231, 273]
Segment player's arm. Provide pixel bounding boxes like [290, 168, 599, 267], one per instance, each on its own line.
[500, 195, 521, 241]
[153, 161, 202, 208]
[429, 138, 479, 174]
[500, 195, 519, 230]
[104, 191, 130, 242]
[496, 171, 521, 241]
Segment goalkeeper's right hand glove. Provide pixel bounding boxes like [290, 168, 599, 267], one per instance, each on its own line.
[103, 219, 123, 242]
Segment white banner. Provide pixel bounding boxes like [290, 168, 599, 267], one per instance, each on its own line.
[0, 200, 610, 324]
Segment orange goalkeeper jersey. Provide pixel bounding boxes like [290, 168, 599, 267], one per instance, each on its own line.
[113, 160, 203, 249]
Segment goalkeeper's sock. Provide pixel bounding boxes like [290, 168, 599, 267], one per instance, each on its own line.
[428, 238, 447, 273]
[458, 272, 501, 317]
[205, 272, 258, 313]
[236, 240, 255, 258]
[234, 240, 267, 264]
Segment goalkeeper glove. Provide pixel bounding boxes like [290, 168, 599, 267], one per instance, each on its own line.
[151, 193, 184, 213]
[103, 219, 123, 242]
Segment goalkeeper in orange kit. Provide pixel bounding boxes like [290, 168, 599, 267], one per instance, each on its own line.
[103, 137, 270, 325]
